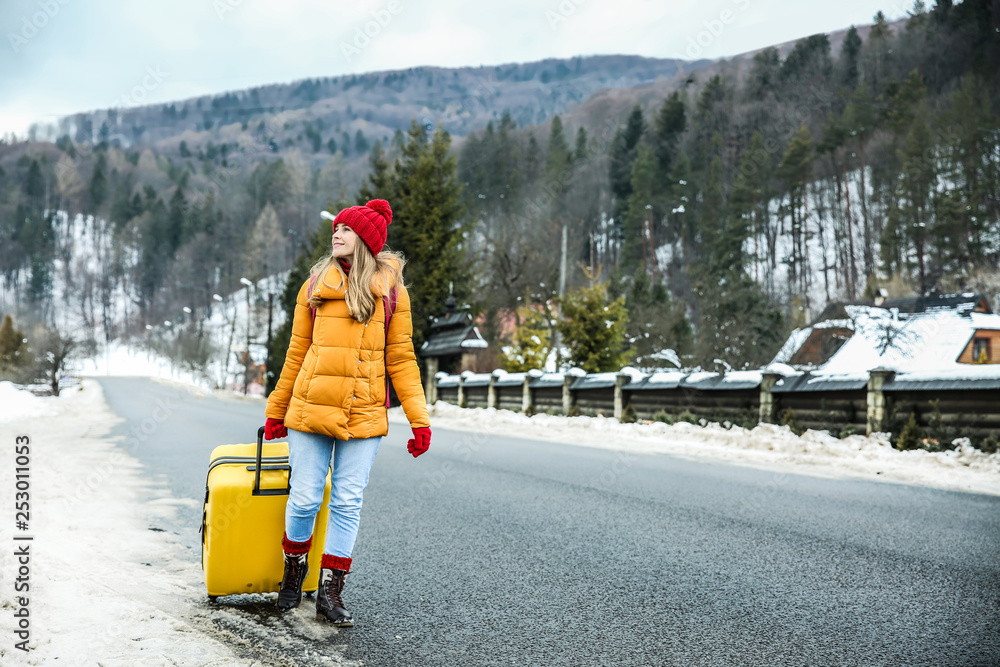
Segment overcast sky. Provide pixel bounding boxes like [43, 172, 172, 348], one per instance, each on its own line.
[0, 0, 907, 137]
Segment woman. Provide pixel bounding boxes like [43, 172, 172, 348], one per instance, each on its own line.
[263, 198, 431, 626]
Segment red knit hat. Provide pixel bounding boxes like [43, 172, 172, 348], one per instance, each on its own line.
[333, 199, 392, 256]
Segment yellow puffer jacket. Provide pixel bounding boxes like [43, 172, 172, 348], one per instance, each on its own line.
[265, 261, 430, 440]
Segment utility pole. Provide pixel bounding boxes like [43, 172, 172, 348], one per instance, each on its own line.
[551, 224, 568, 371]
[559, 224, 568, 298]
[645, 204, 657, 284]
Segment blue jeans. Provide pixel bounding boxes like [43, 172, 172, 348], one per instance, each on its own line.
[284, 428, 381, 558]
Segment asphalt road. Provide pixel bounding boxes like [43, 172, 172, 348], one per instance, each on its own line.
[97, 376, 1000, 667]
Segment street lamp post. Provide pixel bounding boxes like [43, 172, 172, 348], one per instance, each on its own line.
[240, 277, 254, 395]
[213, 293, 231, 391]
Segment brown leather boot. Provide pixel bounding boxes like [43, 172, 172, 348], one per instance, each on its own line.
[316, 568, 353, 626]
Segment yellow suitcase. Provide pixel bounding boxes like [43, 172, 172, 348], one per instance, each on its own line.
[201, 426, 331, 598]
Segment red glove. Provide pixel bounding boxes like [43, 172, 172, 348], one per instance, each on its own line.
[407, 426, 431, 458]
[264, 418, 287, 440]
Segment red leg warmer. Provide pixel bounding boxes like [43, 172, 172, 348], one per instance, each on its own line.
[321, 554, 352, 572]
[281, 532, 312, 556]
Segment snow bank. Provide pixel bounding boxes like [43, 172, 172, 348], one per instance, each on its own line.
[0, 381, 242, 665]
[0, 382, 58, 422]
[396, 402, 1000, 497]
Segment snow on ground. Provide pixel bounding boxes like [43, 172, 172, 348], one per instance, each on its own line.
[73, 339, 271, 397]
[75, 339, 220, 391]
[0, 381, 246, 665]
[398, 402, 1000, 497]
[0, 382, 58, 422]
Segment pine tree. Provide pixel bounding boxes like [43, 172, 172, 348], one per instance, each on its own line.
[665, 150, 693, 263]
[653, 92, 686, 181]
[940, 74, 994, 270]
[544, 115, 571, 186]
[556, 282, 630, 373]
[354, 130, 369, 154]
[699, 150, 731, 274]
[167, 187, 187, 252]
[622, 145, 657, 273]
[777, 123, 815, 297]
[623, 269, 692, 368]
[524, 135, 541, 184]
[89, 152, 108, 213]
[732, 131, 775, 291]
[574, 127, 588, 162]
[609, 105, 645, 223]
[25, 159, 44, 216]
[896, 100, 935, 294]
[0, 314, 26, 373]
[693, 271, 786, 370]
[838, 26, 862, 89]
[357, 140, 393, 202]
[388, 122, 471, 356]
[843, 87, 878, 278]
[863, 11, 893, 92]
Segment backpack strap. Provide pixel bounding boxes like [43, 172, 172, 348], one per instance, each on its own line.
[383, 286, 398, 408]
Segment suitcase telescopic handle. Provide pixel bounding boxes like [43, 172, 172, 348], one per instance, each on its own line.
[254, 426, 291, 496]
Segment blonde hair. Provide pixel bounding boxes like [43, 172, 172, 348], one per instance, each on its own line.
[307, 238, 406, 323]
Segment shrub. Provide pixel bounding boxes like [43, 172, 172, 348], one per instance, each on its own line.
[740, 410, 759, 430]
[779, 408, 801, 435]
[677, 409, 697, 424]
[838, 425, 858, 439]
[980, 432, 998, 454]
[621, 404, 637, 424]
[652, 409, 674, 424]
[896, 412, 922, 451]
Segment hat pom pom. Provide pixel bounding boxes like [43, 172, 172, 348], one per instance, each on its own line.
[366, 199, 392, 225]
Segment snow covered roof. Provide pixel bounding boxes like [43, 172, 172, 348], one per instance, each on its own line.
[772, 299, 1000, 384]
[880, 292, 991, 316]
[419, 324, 488, 358]
[461, 373, 492, 387]
[625, 370, 763, 392]
[494, 371, 528, 387]
[813, 307, 999, 377]
[771, 327, 813, 365]
[569, 371, 629, 390]
[884, 366, 1000, 391]
[529, 372, 565, 389]
[769, 372, 869, 394]
[641, 371, 687, 389]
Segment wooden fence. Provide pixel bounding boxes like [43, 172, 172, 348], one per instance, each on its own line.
[429, 368, 1000, 446]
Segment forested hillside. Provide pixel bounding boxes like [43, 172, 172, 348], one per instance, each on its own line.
[27, 55, 696, 172]
[1, 0, 998, 388]
[458, 2, 1000, 370]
